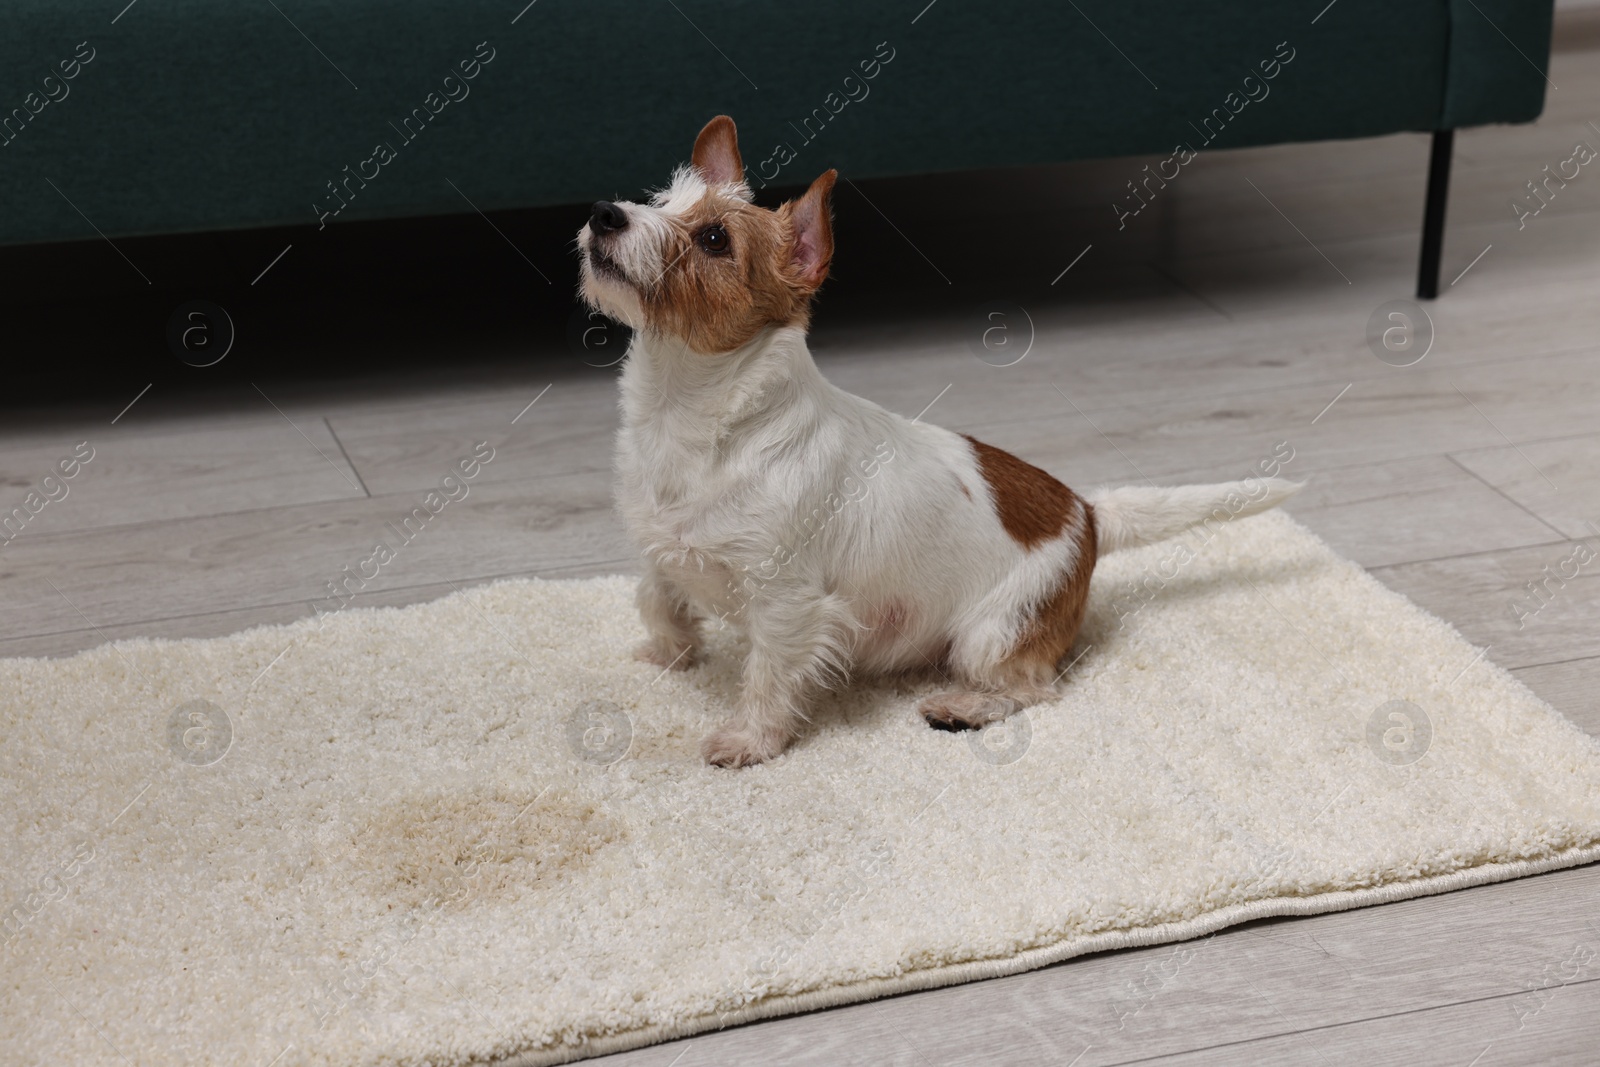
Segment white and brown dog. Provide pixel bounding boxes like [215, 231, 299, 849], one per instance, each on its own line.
[578, 115, 1298, 767]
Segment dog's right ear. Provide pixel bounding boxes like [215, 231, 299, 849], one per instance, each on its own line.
[691, 115, 744, 188]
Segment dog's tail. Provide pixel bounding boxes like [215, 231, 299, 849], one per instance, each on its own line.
[1087, 478, 1302, 556]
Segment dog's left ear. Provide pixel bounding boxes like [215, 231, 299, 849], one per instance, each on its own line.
[786, 169, 838, 291]
[691, 115, 744, 187]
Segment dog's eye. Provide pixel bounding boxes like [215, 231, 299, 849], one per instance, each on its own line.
[697, 224, 729, 254]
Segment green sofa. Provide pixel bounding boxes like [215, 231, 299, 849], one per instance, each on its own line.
[1, 0, 1554, 296]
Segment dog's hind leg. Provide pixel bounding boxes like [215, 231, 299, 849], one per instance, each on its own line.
[918, 645, 1064, 730]
[920, 521, 1096, 732]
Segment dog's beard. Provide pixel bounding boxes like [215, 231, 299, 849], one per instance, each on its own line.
[579, 252, 646, 330]
[585, 244, 629, 282]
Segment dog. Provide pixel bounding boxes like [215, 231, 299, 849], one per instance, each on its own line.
[577, 115, 1300, 767]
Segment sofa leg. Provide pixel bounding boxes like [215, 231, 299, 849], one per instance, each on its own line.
[1416, 128, 1454, 300]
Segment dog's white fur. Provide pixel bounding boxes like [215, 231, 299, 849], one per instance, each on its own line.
[578, 117, 1299, 766]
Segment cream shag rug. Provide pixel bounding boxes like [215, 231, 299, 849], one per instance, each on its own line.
[5, 511, 1600, 1067]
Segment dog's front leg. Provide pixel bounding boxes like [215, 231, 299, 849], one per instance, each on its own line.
[633, 563, 701, 671]
[702, 589, 854, 767]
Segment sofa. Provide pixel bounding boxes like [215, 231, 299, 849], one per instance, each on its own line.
[1, 0, 1554, 297]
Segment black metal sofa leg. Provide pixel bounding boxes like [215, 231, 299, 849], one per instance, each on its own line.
[1416, 128, 1454, 300]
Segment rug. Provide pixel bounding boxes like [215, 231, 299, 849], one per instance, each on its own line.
[4, 510, 1599, 1067]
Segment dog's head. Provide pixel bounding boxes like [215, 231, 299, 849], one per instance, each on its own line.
[577, 115, 837, 353]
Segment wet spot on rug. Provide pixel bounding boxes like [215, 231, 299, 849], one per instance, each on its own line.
[338, 785, 624, 910]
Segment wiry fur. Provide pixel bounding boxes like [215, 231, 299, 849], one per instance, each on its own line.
[578, 115, 1302, 766]
[1089, 481, 1300, 554]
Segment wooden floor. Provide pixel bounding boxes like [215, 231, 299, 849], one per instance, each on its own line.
[6, 11, 1600, 1067]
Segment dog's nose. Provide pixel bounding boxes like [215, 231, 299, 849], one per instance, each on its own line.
[589, 201, 628, 236]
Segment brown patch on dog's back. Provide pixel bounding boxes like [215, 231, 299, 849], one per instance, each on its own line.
[336, 785, 623, 911]
[1004, 502, 1098, 682]
[966, 435, 1082, 549]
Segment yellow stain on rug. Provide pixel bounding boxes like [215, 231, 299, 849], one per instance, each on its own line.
[335, 786, 625, 911]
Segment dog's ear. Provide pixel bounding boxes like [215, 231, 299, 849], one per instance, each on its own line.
[691, 115, 744, 187]
[786, 169, 837, 291]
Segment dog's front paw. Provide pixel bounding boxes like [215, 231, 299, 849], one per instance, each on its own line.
[701, 719, 790, 767]
[633, 640, 697, 671]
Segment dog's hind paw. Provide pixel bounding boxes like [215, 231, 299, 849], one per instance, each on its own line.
[919, 691, 1023, 731]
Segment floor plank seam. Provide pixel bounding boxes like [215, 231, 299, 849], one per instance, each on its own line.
[1101, 972, 1600, 1067]
[947, 345, 1600, 441]
[1508, 652, 1600, 674]
[0, 464, 617, 546]
[322, 416, 372, 498]
[1361, 536, 1575, 572]
[1442, 453, 1572, 541]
